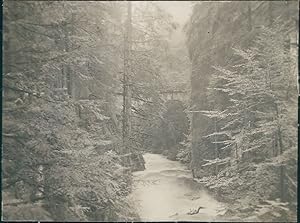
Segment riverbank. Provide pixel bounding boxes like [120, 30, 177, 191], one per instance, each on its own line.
[160, 150, 296, 222]
[130, 150, 297, 222]
[193, 161, 297, 222]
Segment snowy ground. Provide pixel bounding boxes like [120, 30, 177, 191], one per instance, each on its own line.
[129, 153, 227, 221]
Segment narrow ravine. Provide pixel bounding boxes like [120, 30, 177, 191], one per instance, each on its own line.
[129, 153, 226, 221]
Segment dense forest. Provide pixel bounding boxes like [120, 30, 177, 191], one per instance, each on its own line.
[2, 1, 179, 220]
[185, 1, 298, 221]
[2, 1, 298, 222]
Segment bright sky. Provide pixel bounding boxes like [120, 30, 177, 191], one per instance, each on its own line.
[156, 1, 194, 47]
[156, 1, 193, 25]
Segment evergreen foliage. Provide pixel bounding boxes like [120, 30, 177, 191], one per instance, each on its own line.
[185, 1, 297, 221]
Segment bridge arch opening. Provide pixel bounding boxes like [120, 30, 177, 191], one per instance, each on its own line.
[151, 100, 190, 160]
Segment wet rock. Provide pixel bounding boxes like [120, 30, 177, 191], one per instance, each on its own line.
[187, 206, 204, 215]
[190, 196, 201, 200]
[223, 208, 235, 216]
[239, 206, 255, 213]
[169, 212, 178, 218]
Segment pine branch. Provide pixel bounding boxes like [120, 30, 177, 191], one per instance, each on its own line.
[3, 85, 64, 103]
[285, 172, 297, 189]
[3, 196, 46, 207]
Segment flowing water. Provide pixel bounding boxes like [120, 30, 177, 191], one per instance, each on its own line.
[130, 153, 226, 221]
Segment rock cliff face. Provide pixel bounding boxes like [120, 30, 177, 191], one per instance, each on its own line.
[185, 1, 298, 177]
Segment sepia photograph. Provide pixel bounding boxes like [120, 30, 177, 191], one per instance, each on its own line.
[2, 0, 298, 222]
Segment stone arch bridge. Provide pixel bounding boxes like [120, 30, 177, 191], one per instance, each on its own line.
[159, 89, 190, 105]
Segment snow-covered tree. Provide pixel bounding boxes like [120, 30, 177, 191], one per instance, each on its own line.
[204, 20, 297, 201]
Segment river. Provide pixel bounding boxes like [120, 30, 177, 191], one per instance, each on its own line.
[129, 153, 226, 221]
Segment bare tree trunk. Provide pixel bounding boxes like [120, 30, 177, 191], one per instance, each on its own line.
[268, 1, 273, 27]
[4, 26, 11, 74]
[62, 4, 75, 99]
[122, 1, 132, 154]
[274, 103, 285, 201]
[247, 2, 252, 31]
[278, 126, 286, 201]
[214, 117, 218, 176]
[62, 20, 71, 97]
[285, 0, 290, 21]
